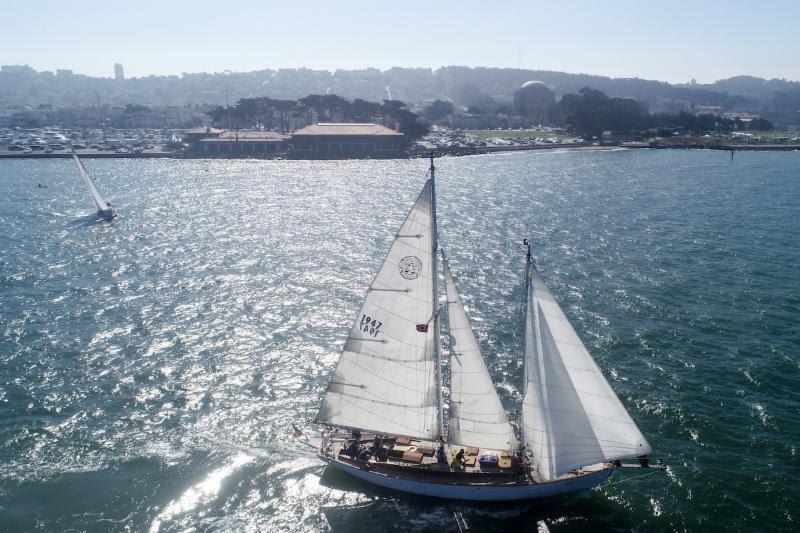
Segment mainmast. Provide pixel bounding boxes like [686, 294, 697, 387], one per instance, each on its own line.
[430, 152, 445, 439]
[521, 238, 532, 453]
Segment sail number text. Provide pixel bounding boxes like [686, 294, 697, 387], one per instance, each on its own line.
[360, 315, 383, 337]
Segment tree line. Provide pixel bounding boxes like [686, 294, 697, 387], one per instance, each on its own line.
[208, 94, 430, 139]
[557, 88, 774, 137]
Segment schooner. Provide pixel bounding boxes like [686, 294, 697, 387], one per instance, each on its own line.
[312, 156, 660, 501]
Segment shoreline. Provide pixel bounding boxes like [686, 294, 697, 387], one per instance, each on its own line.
[642, 143, 800, 152]
[1, 142, 797, 160]
[0, 150, 175, 159]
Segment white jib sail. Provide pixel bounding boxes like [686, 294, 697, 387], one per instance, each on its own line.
[444, 254, 517, 451]
[72, 151, 109, 212]
[315, 180, 440, 439]
[522, 256, 651, 481]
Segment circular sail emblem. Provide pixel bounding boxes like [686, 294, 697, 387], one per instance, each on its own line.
[399, 256, 423, 280]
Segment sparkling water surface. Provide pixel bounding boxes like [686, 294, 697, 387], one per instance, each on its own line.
[0, 150, 798, 531]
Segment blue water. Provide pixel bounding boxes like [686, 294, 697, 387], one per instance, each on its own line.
[0, 150, 798, 531]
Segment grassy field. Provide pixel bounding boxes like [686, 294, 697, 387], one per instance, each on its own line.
[740, 130, 799, 139]
[467, 129, 558, 139]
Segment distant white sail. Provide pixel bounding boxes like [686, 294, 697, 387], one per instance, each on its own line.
[522, 255, 651, 481]
[443, 254, 517, 451]
[72, 151, 110, 213]
[315, 180, 440, 439]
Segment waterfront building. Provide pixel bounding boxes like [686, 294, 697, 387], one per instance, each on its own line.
[181, 126, 223, 144]
[196, 131, 289, 157]
[289, 123, 405, 159]
[114, 63, 124, 81]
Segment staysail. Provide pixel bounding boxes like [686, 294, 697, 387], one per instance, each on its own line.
[443, 254, 517, 451]
[72, 150, 109, 213]
[522, 251, 651, 481]
[315, 180, 440, 439]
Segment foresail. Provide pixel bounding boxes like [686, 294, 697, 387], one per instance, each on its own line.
[522, 260, 651, 481]
[315, 180, 439, 439]
[72, 152, 108, 212]
[444, 255, 517, 451]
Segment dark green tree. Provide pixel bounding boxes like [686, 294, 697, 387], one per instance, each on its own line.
[422, 100, 454, 122]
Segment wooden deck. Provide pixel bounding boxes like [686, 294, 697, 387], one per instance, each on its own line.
[320, 433, 542, 486]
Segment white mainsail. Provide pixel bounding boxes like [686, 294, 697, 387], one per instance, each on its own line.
[443, 254, 517, 451]
[522, 252, 651, 481]
[315, 180, 440, 439]
[72, 150, 111, 214]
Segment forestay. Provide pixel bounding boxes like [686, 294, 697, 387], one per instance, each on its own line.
[522, 255, 651, 481]
[315, 180, 440, 440]
[443, 254, 517, 451]
[72, 151, 109, 212]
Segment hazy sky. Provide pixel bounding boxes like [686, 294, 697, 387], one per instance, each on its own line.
[1, 0, 798, 83]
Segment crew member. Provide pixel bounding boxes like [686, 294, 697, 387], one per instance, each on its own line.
[450, 448, 466, 470]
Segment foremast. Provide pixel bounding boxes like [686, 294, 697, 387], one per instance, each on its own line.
[521, 237, 653, 481]
[430, 152, 445, 439]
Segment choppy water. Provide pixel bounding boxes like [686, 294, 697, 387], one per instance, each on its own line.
[0, 149, 798, 531]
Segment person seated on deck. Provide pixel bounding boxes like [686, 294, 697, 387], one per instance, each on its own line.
[436, 437, 447, 465]
[342, 439, 359, 459]
[357, 446, 370, 462]
[450, 449, 466, 470]
[371, 436, 382, 455]
[637, 455, 650, 468]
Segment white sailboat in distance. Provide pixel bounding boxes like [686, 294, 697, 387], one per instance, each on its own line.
[71, 147, 115, 219]
[311, 155, 663, 501]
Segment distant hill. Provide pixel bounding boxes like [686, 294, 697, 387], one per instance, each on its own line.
[680, 75, 800, 103]
[435, 67, 752, 108]
[1, 65, 797, 122]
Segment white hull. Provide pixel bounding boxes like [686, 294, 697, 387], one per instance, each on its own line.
[319, 455, 613, 502]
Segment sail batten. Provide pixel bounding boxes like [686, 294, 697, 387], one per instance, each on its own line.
[315, 180, 440, 440]
[522, 253, 651, 480]
[444, 254, 517, 451]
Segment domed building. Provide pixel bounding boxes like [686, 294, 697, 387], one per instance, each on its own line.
[514, 81, 555, 125]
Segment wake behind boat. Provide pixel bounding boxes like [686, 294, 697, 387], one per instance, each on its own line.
[71, 147, 115, 220]
[311, 155, 662, 501]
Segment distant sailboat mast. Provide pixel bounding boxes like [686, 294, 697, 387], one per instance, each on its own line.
[71, 146, 113, 218]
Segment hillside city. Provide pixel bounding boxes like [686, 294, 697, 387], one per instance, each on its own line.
[2, 64, 799, 158]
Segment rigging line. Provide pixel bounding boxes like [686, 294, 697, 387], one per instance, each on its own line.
[337, 396, 434, 433]
[521, 424, 646, 443]
[523, 381, 636, 400]
[449, 426, 513, 435]
[522, 403, 647, 423]
[524, 352, 635, 376]
[600, 470, 660, 488]
[334, 389, 433, 409]
[360, 294, 432, 317]
[342, 358, 434, 394]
